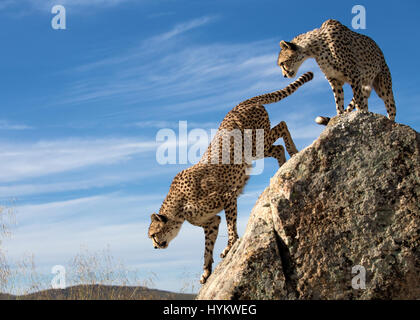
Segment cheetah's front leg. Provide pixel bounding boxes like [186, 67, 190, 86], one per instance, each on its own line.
[200, 215, 221, 284]
[328, 79, 345, 115]
[220, 200, 238, 259]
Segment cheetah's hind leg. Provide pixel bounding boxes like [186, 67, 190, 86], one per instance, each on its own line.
[373, 67, 396, 121]
[266, 145, 286, 167]
[265, 121, 298, 166]
[346, 85, 372, 114]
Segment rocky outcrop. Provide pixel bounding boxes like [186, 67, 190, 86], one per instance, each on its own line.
[197, 112, 420, 300]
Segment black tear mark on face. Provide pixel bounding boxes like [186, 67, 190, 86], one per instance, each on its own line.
[152, 234, 167, 249]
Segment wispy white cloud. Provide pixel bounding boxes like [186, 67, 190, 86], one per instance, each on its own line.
[0, 168, 177, 198]
[132, 120, 219, 129]
[57, 19, 327, 119]
[59, 40, 281, 106]
[0, 138, 156, 183]
[70, 15, 218, 74]
[0, 0, 135, 15]
[50, 0, 131, 6]
[0, 120, 33, 130]
[27, 0, 132, 10]
[149, 16, 217, 43]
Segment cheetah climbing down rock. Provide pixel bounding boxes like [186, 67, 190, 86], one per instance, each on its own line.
[148, 72, 313, 284]
[277, 19, 396, 125]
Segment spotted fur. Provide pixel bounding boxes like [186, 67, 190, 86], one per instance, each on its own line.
[148, 72, 313, 284]
[277, 19, 396, 125]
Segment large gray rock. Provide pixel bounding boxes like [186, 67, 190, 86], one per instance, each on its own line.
[197, 112, 420, 300]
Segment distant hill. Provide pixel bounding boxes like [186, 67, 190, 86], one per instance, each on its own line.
[0, 284, 195, 300]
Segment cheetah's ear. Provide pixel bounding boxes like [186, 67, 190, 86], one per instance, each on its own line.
[151, 213, 168, 223]
[280, 40, 297, 51]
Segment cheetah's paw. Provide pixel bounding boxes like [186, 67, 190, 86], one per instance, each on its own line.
[200, 269, 211, 284]
[220, 246, 231, 259]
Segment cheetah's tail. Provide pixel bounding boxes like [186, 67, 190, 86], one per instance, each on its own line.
[239, 72, 314, 107]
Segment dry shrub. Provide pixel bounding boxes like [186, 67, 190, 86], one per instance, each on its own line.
[0, 204, 15, 293]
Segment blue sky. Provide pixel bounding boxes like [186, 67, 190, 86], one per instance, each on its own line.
[0, 0, 419, 293]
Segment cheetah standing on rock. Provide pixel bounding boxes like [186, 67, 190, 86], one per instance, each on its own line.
[277, 19, 396, 125]
[148, 72, 313, 284]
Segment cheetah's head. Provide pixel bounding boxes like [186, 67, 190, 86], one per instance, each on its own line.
[148, 213, 182, 249]
[277, 41, 306, 78]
